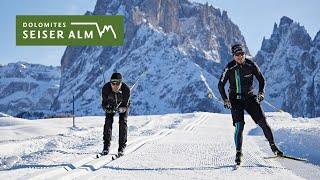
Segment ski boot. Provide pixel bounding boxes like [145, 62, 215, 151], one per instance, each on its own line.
[117, 147, 125, 157]
[112, 147, 125, 160]
[96, 148, 109, 158]
[101, 149, 109, 156]
[270, 143, 283, 156]
[235, 151, 242, 165]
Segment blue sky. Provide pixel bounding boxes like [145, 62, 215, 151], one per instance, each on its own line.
[197, 0, 320, 56]
[0, 0, 96, 66]
[0, 0, 319, 66]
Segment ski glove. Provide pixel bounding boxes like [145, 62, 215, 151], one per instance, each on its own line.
[257, 92, 264, 103]
[223, 99, 232, 109]
[105, 104, 116, 113]
[118, 107, 127, 113]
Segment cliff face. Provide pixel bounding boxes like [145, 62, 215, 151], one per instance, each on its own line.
[53, 0, 248, 115]
[0, 62, 60, 118]
[255, 16, 320, 117]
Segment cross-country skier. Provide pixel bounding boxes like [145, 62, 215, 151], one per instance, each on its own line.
[218, 44, 283, 165]
[101, 72, 131, 157]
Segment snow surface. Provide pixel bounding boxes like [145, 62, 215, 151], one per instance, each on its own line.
[0, 112, 10, 117]
[0, 112, 319, 179]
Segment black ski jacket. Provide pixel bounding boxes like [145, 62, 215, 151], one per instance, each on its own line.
[101, 82, 131, 109]
[218, 58, 265, 100]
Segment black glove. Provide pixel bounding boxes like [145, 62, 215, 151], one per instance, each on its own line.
[105, 104, 116, 113]
[257, 92, 264, 103]
[223, 99, 232, 109]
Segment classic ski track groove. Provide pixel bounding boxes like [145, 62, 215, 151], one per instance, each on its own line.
[42, 115, 206, 179]
[16, 113, 308, 179]
[22, 128, 170, 179]
[183, 114, 206, 131]
[83, 113, 218, 179]
[52, 129, 174, 180]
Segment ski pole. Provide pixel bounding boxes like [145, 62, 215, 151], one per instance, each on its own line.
[122, 69, 148, 108]
[99, 67, 106, 84]
[130, 69, 148, 91]
[208, 89, 284, 113]
[199, 74, 224, 105]
[263, 100, 284, 113]
[207, 89, 224, 105]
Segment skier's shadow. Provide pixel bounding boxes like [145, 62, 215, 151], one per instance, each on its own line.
[103, 164, 283, 171]
[104, 165, 234, 171]
[0, 163, 76, 171]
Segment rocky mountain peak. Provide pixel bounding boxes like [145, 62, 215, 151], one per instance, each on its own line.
[0, 62, 60, 118]
[255, 16, 320, 118]
[279, 16, 293, 27]
[53, 0, 249, 116]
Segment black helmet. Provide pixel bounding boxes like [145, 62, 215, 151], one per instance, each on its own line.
[110, 72, 122, 82]
[231, 44, 244, 55]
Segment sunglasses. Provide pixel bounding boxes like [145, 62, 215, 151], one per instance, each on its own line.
[111, 82, 121, 86]
[234, 52, 244, 56]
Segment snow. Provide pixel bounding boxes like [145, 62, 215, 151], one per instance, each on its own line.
[0, 112, 10, 117]
[117, 5, 127, 17]
[255, 16, 320, 118]
[0, 112, 319, 179]
[53, 0, 247, 117]
[203, 50, 217, 62]
[57, 22, 225, 116]
[249, 112, 320, 165]
[20, 64, 26, 69]
[0, 62, 60, 117]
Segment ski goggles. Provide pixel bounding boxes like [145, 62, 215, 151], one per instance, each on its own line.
[111, 81, 121, 86]
[234, 52, 244, 57]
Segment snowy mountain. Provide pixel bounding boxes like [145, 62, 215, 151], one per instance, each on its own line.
[0, 62, 60, 118]
[0, 112, 320, 178]
[52, 0, 249, 116]
[255, 16, 320, 118]
[0, 112, 10, 117]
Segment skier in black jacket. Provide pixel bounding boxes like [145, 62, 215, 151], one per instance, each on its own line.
[101, 72, 130, 157]
[218, 44, 283, 165]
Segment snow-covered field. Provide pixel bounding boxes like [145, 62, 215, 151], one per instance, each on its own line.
[0, 112, 319, 179]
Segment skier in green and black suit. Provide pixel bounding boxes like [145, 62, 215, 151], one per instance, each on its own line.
[218, 44, 283, 165]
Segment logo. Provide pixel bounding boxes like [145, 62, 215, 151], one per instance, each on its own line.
[16, 15, 124, 46]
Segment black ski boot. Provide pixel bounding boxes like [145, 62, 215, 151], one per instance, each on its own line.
[117, 147, 125, 157]
[96, 148, 109, 158]
[235, 151, 242, 165]
[101, 145, 110, 156]
[101, 149, 109, 156]
[112, 147, 125, 160]
[270, 143, 283, 156]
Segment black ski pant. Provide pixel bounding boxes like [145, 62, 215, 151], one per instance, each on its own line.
[230, 95, 275, 152]
[103, 110, 128, 152]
